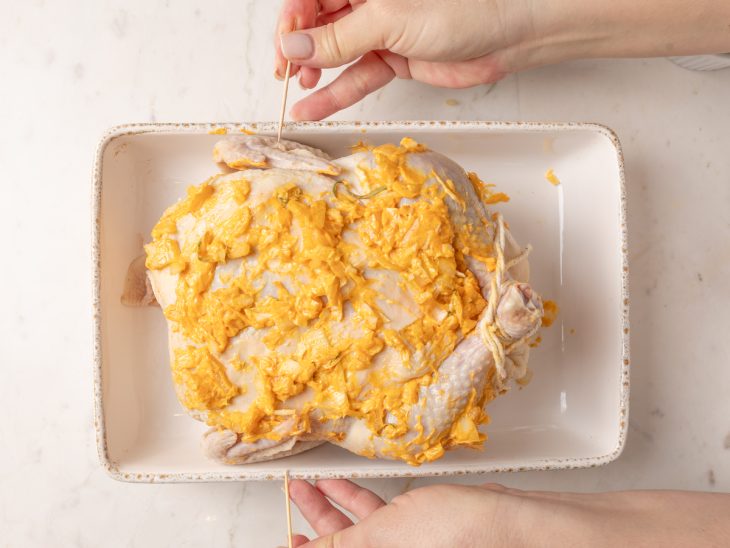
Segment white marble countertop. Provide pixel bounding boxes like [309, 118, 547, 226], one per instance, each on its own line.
[1, 1, 729, 546]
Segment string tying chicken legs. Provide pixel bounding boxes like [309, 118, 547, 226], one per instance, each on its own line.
[479, 213, 538, 388]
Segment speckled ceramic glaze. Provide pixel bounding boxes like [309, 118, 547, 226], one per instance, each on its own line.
[93, 121, 629, 483]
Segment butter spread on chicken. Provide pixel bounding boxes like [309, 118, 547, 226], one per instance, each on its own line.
[143, 135, 544, 466]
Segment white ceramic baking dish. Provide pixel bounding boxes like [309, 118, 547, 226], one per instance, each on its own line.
[669, 54, 730, 71]
[93, 121, 629, 482]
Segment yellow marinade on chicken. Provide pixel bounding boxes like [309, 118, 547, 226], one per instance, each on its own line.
[144, 136, 544, 465]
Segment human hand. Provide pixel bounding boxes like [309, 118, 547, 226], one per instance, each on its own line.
[273, 0, 546, 121]
[274, 0, 730, 121]
[284, 479, 730, 547]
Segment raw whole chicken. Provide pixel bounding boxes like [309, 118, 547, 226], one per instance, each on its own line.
[143, 135, 544, 466]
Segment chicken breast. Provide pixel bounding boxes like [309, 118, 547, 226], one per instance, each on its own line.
[143, 136, 544, 465]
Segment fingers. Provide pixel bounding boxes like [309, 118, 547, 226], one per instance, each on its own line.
[280, 4, 386, 69]
[289, 479, 354, 536]
[480, 483, 524, 495]
[301, 532, 339, 548]
[301, 526, 370, 548]
[298, 66, 322, 89]
[290, 51, 395, 120]
[317, 0, 351, 12]
[316, 5, 352, 26]
[275, 0, 318, 79]
[314, 480, 386, 520]
[408, 56, 507, 88]
[376, 50, 411, 80]
[292, 533, 311, 547]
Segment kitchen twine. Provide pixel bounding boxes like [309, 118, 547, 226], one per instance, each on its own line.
[478, 213, 538, 388]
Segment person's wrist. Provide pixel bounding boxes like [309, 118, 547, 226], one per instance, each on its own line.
[489, 0, 586, 74]
[503, 0, 730, 69]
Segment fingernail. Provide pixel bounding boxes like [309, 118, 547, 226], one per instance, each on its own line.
[281, 32, 314, 60]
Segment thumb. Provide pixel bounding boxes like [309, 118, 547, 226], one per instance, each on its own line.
[302, 529, 356, 548]
[280, 4, 387, 68]
[303, 520, 377, 548]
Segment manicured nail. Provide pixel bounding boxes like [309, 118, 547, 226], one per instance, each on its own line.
[281, 32, 314, 60]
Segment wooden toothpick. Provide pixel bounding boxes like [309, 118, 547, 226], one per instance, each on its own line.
[277, 59, 292, 143]
[284, 470, 293, 548]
